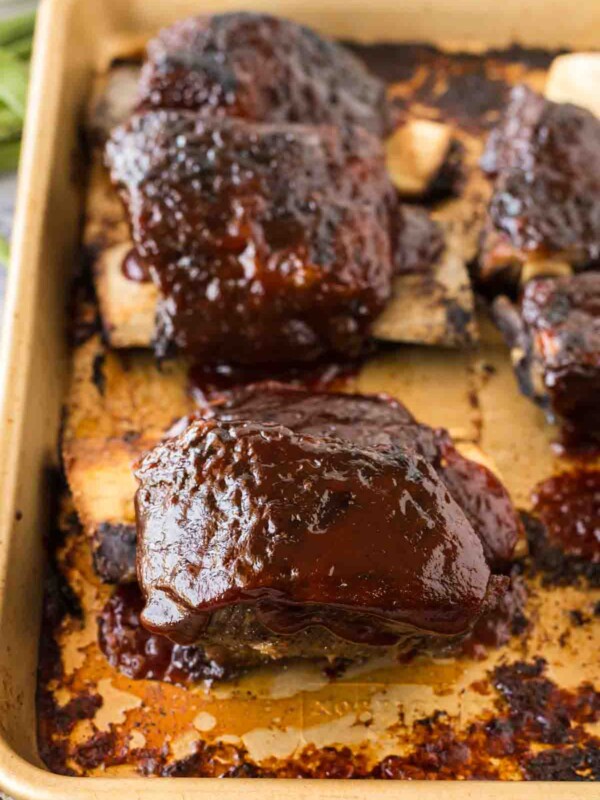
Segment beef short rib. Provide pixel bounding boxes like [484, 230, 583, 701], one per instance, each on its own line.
[480, 85, 600, 282]
[493, 272, 600, 445]
[135, 417, 502, 667]
[107, 113, 396, 363]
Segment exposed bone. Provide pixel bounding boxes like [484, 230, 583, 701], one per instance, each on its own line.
[62, 336, 192, 535]
[372, 230, 477, 346]
[520, 259, 573, 285]
[545, 53, 600, 118]
[94, 242, 158, 348]
[492, 296, 547, 403]
[385, 118, 453, 196]
[83, 156, 130, 253]
[431, 131, 490, 264]
[86, 64, 142, 143]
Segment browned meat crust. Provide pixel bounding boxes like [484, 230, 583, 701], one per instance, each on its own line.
[394, 206, 445, 275]
[138, 13, 391, 135]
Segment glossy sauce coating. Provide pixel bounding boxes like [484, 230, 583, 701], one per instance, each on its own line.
[137, 13, 391, 136]
[482, 85, 600, 266]
[107, 113, 395, 363]
[531, 469, 600, 563]
[521, 273, 600, 442]
[203, 383, 521, 568]
[135, 419, 492, 646]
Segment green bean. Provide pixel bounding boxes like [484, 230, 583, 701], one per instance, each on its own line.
[5, 34, 33, 60]
[0, 234, 9, 267]
[0, 138, 20, 173]
[0, 49, 28, 119]
[0, 103, 22, 140]
[0, 11, 35, 47]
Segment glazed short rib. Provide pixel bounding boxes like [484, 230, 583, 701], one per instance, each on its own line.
[106, 112, 396, 363]
[135, 419, 503, 663]
[133, 386, 520, 669]
[480, 85, 600, 283]
[493, 272, 600, 445]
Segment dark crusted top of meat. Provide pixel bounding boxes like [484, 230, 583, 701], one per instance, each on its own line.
[394, 206, 445, 275]
[202, 383, 521, 569]
[482, 85, 600, 265]
[135, 419, 493, 646]
[137, 12, 391, 136]
[106, 112, 395, 363]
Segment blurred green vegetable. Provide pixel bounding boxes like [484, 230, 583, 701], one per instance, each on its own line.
[0, 138, 20, 172]
[6, 34, 32, 59]
[0, 49, 28, 119]
[0, 9, 35, 174]
[0, 103, 22, 139]
[0, 10, 35, 47]
[0, 234, 9, 268]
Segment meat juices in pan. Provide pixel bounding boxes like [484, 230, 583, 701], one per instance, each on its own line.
[135, 417, 503, 667]
[137, 12, 392, 136]
[494, 272, 600, 446]
[480, 85, 600, 281]
[106, 114, 397, 363]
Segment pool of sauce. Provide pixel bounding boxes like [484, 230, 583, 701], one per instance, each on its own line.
[531, 470, 600, 563]
[98, 585, 229, 683]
